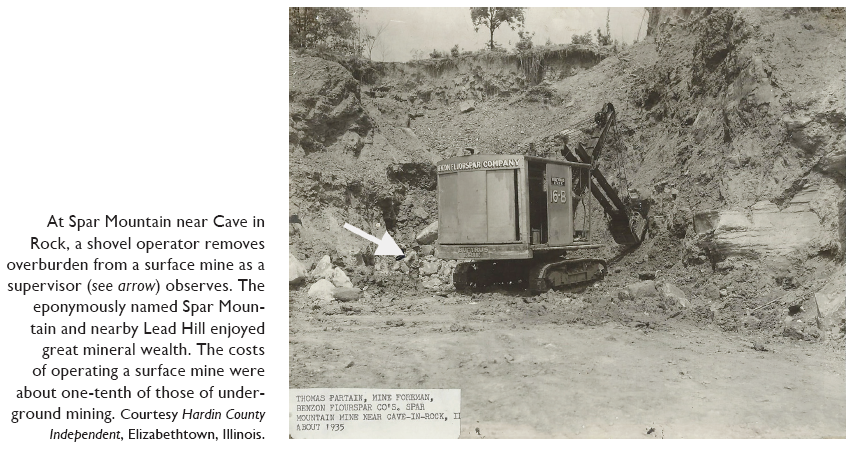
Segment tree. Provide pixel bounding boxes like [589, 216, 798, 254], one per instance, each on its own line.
[571, 31, 593, 45]
[596, 28, 612, 46]
[596, 9, 612, 46]
[470, 7, 526, 50]
[377, 40, 390, 62]
[363, 20, 389, 60]
[515, 29, 534, 52]
[353, 7, 367, 48]
[289, 7, 360, 53]
[430, 49, 446, 58]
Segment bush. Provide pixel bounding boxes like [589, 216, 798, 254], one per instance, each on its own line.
[515, 29, 534, 52]
[571, 31, 593, 45]
[429, 48, 444, 58]
[596, 28, 612, 46]
[450, 44, 460, 58]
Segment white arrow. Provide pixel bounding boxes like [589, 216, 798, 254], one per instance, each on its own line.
[343, 223, 404, 256]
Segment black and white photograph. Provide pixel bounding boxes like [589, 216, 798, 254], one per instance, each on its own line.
[288, 6, 846, 438]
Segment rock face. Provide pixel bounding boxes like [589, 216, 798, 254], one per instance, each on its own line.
[416, 221, 439, 245]
[691, 107, 723, 143]
[307, 279, 336, 302]
[289, 254, 307, 285]
[693, 189, 824, 259]
[289, 56, 371, 154]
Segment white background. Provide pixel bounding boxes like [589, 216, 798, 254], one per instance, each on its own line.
[0, 1, 286, 447]
[1, 1, 848, 448]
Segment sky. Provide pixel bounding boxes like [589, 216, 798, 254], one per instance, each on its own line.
[355, 7, 649, 62]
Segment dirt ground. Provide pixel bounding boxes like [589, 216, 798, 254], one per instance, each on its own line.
[289, 290, 845, 438]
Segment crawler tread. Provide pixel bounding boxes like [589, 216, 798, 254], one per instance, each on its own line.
[529, 258, 607, 293]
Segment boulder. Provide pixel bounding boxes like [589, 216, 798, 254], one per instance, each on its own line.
[692, 210, 721, 234]
[421, 257, 441, 276]
[338, 131, 363, 156]
[330, 267, 353, 288]
[782, 320, 820, 341]
[373, 257, 390, 275]
[439, 260, 455, 277]
[289, 219, 303, 235]
[307, 279, 336, 302]
[310, 255, 334, 279]
[404, 249, 419, 267]
[289, 254, 307, 285]
[782, 321, 806, 340]
[420, 245, 435, 256]
[818, 149, 845, 176]
[422, 277, 444, 291]
[619, 280, 658, 300]
[392, 260, 410, 274]
[338, 252, 367, 268]
[657, 282, 691, 309]
[333, 287, 361, 302]
[459, 101, 475, 113]
[411, 206, 428, 220]
[781, 115, 824, 153]
[811, 268, 845, 329]
[416, 221, 439, 245]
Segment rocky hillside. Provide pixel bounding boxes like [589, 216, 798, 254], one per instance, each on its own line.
[289, 7, 845, 341]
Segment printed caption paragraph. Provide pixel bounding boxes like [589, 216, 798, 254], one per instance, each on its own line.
[7, 214, 270, 442]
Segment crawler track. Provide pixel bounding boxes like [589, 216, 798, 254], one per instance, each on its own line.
[528, 258, 607, 293]
[453, 258, 607, 293]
